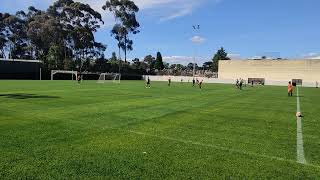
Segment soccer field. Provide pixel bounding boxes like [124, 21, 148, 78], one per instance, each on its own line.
[0, 80, 320, 179]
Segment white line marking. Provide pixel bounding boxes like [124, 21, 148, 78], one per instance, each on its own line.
[296, 87, 307, 164]
[127, 130, 320, 168]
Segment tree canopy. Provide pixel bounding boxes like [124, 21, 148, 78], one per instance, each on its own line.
[103, 0, 140, 62]
[143, 55, 155, 70]
[0, 0, 231, 78]
[0, 0, 106, 72]
[154, 52, 164, 70]
[212, 47, 230, 72]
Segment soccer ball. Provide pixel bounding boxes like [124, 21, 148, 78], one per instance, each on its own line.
[296, 112, 302, 117]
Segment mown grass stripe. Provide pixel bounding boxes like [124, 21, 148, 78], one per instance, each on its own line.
[128, 130, 319, 169]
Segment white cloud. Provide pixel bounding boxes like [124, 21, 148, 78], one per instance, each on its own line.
[248, 56, 263, 60]
[228, 53, 242, 59]
[307, 56, 320, 59]
[5, 0, 214, 27]
[306, 53, 318, 57]
[163, 55, 210, 65]
[190, 36, 206, 44]
[159, 7, 192, 21]
[303, 52, 320, 59]
[135, 0, 207, 21]
[71, 0, 212, 26]
[158, 2, 197, 21]
[163, 56, 194, 65]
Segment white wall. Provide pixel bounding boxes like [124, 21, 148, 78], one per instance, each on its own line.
[144, 75, 236, 84]
[143, 75, 317, 87]
[219, 59, 320, 87]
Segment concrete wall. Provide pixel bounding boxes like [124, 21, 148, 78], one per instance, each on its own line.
[219, 59, 320, 86]
[143, 75, 318, 87]
[143, 75, 236, 84]
[144, 59, 320, 87]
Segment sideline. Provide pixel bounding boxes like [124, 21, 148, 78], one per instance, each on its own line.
[296, 86, 307, 164]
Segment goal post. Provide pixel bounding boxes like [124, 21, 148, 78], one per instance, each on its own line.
[51, 70, 77, 80]
[97, 73, 121, 83]
[248, 78, 265, 85]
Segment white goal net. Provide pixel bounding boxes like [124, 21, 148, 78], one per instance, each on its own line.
[97, 73, 121, 83]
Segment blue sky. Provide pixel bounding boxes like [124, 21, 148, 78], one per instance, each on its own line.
[1, 0, 320, 65]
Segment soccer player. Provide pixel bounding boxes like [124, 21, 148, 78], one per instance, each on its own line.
[77, 73, 81, 84]
[192, 78, 195, 87]
[288, 81, 293, 96]
[236, 79, 239, 89]
[199, 80, 203, 89]
[251, 80, 254, 87]
[168, 77, 171, 86]
[239, 79, 243, 90]
[146, 77, 151, 88]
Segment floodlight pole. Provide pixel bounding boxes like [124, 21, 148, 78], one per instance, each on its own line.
[192, 25, 200, 78]
[193, 52, 196, 78]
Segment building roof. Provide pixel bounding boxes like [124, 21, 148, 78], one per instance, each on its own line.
[0, 58, 41, 63]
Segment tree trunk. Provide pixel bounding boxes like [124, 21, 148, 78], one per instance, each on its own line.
[124, 34, 127, 63]
[118, 41, 121, 74]
[0, 49, 4, 58]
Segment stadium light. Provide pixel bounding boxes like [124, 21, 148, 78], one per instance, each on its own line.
[192, 25, 200, 78]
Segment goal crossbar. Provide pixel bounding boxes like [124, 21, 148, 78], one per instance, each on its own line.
[97, 73, 121, 83]
[51, 70, 78, 80]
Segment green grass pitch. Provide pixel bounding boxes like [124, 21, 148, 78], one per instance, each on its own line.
[0, 80, 320, 179]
